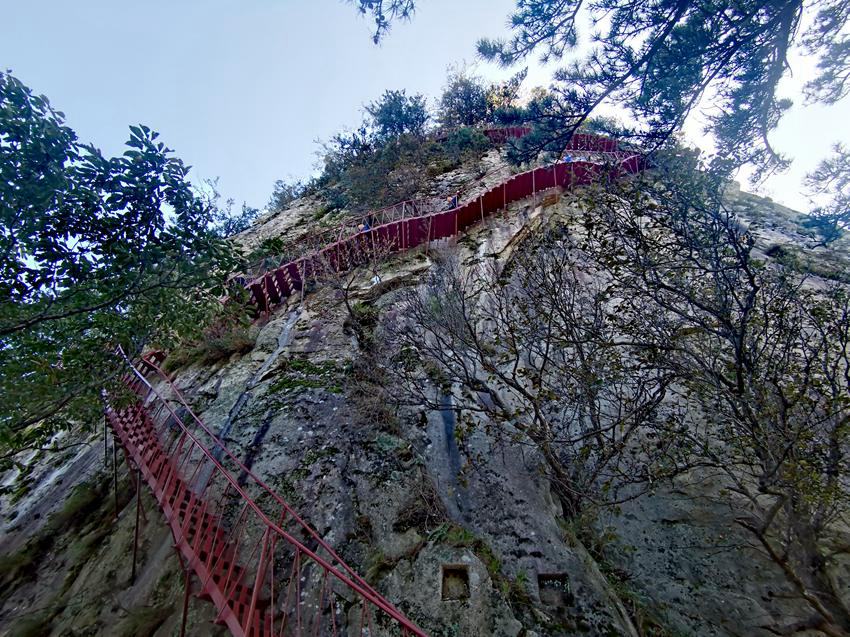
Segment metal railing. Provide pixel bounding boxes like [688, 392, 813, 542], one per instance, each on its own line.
[107, 347, 427, 637]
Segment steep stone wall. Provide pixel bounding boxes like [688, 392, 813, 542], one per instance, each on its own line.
[2, 147, 848, 636]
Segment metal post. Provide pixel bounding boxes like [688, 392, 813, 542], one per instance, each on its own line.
[104, 417, 109, 467]
[180, 569, 192, 637]
[244, 528, 271, 635]
[113, 435, 119, 520]
[131, 467, 142, 584]
[480, 197, 484, 222]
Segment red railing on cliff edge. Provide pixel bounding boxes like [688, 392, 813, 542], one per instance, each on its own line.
[243, 130, 643, 314]
[105, 128, 643, 636]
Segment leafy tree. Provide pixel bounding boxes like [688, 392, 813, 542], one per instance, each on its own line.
[475, 0, 843, 177]
[364, 89, 429, 141]
[352, 0, 850, 178]
[0, 72, 236, 464]
[214, 201, 258, 237]
[438, 68, 528, 129]
[385, 249, 686, 517]
[579, 150, 850, 634]
[267, 178, 307, 215]
[805, 143, 850, 244]
[312, 87, 492, 213]
[438, 70, 490, 128]
[197, 178, 260, 237]
[484, 67, 528, 115]
[440, 127, 491, 163]
[384, 145, 850, 633]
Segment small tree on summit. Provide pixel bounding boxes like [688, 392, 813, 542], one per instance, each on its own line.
[438, 71, 490, 128]
[365, 89, 429, 141]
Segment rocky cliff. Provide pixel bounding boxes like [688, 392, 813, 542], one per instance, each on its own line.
[1, 145, 848, 637]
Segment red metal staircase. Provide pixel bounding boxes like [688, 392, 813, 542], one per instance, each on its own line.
[107, 348, 427, 636]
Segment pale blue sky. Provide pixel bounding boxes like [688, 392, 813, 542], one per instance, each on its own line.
[3, 0, 849, 212]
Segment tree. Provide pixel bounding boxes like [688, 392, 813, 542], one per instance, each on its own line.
[351, 0, 850, 178]
[438, 70, 490, 128]
[477, 0, 848, 177]
[382, 144, 850, 633]
[198, 178, 260, 237]
[437, 67, 529, 129]
[350, 0, 415, 43]
[484, 67, 528, 115]
[805, 143, 850, 244]
[0, 72, 236, 465]
[267, 178, 306, 215]
[577, 150, 850, 634]
[384, 246, 687, 517]
[364, 89, 429, 141]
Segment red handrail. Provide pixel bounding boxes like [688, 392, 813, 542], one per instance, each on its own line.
[109, 347, 428, 636]
[243, 128, 635, 282]
[133, 348, 397, 607]
[243, 131, 643, 312]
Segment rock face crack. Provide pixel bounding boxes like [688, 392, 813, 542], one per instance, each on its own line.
[217, 307, 302, 443]
[202, 307, 302, 483]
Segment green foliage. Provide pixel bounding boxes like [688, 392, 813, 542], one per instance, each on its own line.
[200, 178, 260, 237]
[162, 313, 256, 372]
[437, 68, 527, 129]
[268, 356, 343, 394]
[0, 479, 108, 594]
[267, 178, 307, 214]
[113, 605, 173, 637]
[215, 201, 259, 237]
[438, 71, 490, 128]
[805, 142, 850, 244]
[0, 72, 238, 462]
[318, 134, 426, 211]
[428, 523, 503, 579]
[10, 613, 54, 637]
[364, 548, 396, 584]
[563, 515, 676, 636]
[315, 126, 490, 213]
[310, 86, 445, 211]
[441, 127, 491, 162]
[365, 89, 429, 142]
[350, 0, 416, 43]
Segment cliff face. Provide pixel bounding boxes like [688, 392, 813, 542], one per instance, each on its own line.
[1, 147, 848, 637]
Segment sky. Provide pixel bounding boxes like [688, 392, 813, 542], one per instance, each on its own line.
[3, 0, 849, 213]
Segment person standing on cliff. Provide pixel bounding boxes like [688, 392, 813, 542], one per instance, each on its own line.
[447, 190, 460, 209]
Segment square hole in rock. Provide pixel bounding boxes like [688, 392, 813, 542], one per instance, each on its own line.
[441, 565, 470, 601]
[538, 573, 572, 607]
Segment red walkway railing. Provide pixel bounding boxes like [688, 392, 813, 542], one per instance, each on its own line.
[244, 130, 643, 313]
[107, 348, 427, 637]
[242, 129, 637, 282]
